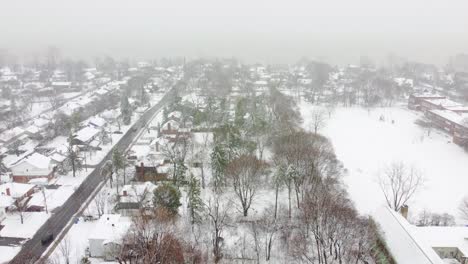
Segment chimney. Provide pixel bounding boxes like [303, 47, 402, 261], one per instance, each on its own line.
[400, 205, 409, 219]
[140, 162, 145, 179]
[6, 188, 11, 196]
[123, 190, 127, 196]
[168, 122, 171, 131]
[155, 142, 159, 152]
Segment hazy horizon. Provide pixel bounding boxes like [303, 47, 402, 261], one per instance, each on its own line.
[1, 0, 467, 66]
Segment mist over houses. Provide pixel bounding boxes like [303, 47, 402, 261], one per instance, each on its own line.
[1, 54, 468, 263]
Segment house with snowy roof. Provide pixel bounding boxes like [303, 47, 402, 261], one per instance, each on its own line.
[161, 119, 180, 135]
[0, 127, 25, 146]
[375, 206, 468, 264]
[73, 126, 101, 147]
[86, 116, 107, 128]
[88, 214, 132, 260]
[0, 182, 36, 221]
[9, 152, 55, 183]
[115, 182, 157, 216]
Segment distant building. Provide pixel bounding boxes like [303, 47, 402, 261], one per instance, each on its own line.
[425, 110, 468, 145]
[408, 93, 446, 111]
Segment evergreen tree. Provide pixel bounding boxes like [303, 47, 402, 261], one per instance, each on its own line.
[120, 93, 131, 125]
[66, 134, 83, 177]
[153, 182, 182, 215]
[174, 159, 187, 185]
[187, 175, 204, 225]
[112, 149, 126, 186]
[211, 144, 228, 190]
[140, 86, 149, 106]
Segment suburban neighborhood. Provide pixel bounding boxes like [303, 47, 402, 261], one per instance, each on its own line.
[1, 1, 468, 264]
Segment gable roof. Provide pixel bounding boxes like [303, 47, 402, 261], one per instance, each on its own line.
[12, 153, 51, 170]
[75, 126, 100, 143]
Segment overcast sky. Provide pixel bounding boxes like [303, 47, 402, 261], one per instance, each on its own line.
[0, 0, 467, 65]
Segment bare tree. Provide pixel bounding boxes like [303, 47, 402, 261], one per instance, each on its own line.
[225, 155, 264, 217]
[207, 196, 231, 263]
[16, 197, 29, 224]
[460, 197, 468, 221]
[117, 213, 187, 264]
[94, 190, 107, 218]
[377, 161, 425, 212]
[161, 134, 190, 185]
[310, 108, 327, 134]
[101, 160, 114, 189]
[58, 236, 72, 264]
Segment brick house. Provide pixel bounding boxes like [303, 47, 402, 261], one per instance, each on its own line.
[9, 152, 55, 183]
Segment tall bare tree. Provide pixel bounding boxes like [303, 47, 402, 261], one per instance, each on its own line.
[206, 196, 231, 263]
[377, 161, 425, 212]
[459, 196, 468, 221]
[225, 155, 264, 217]
[310, 108, 327, 134]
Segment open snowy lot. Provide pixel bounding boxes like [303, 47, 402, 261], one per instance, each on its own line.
[300, 101, 468, 222]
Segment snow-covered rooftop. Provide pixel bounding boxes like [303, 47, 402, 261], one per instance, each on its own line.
[413, 226, 468, 257]
[88, 214, 131, 243]
[0, 127, 25, 143]
[120, 182, 157, 204]
[423, 98, 462, 108]
[429, 110, 468, 127]
[75, 126, 100, 143]
[374, 206, 444, 264]
[10, 152, 51, 170]
[0, 182, 35, 199]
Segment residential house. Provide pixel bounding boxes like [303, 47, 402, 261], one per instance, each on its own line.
[87, 116, 107, 128]
[167, 111, 182, 122]
[101, 109, 121, 123]
[115, 182, 157, 216]
[9, 152, 55, 183]
[73, 126, 101, 148]
[160, 119, 180, 135]
[0, 127, 25, 146]
[88, 214, 131, 260]
[0, 182, 36, 221]
[51, 81, 71, 91]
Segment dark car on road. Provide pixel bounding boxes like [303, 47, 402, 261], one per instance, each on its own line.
[41, 234, 54, 246]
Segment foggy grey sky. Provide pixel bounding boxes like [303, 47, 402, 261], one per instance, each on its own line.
[1, 0, 467, 66]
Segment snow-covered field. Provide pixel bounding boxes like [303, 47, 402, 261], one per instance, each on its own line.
[300, 101, 468, 221]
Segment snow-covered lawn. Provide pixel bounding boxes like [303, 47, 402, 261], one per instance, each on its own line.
[300, 101, 468, 221]
[0, 212, 49, 238]
[0, 246, 20, 264]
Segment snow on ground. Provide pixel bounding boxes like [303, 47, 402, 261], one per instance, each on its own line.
[299, 101, 468, 221]
[0, 246, 20, 264]
[49, 219, 99, 264]
[0, 212, 49, 238]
